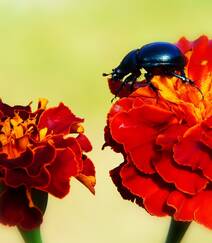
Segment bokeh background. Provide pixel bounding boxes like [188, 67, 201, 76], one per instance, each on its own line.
[0, 0, 211, 242]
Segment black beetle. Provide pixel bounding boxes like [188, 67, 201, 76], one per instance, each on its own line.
[103, 42, 203, 98]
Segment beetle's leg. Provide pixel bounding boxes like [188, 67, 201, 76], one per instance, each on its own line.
[171, 71, 204, 99]
[111, 71, 141, 102]
[125, 70, 141, 91]
[169, 71, 186, 82]
[143, 72, 160, 102]
[111, 75, 133, 101]
[144, 73, 160, 92]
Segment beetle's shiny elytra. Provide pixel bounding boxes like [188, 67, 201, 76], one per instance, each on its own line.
[103, 42, 203, 99]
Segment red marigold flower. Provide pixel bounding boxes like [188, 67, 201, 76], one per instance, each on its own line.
[104, 36, 212, 229]
[0, 99, 95, 230]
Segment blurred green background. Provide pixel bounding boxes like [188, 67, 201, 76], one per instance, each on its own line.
[0, 1, 212, 243]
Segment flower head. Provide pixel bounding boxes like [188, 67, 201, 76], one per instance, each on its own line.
[0, 99, 95, 230]
[104, 36, 212, 228]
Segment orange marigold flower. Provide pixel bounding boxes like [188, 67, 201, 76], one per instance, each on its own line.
[0, 99, 95, 230]
[104, 36, 212, 229]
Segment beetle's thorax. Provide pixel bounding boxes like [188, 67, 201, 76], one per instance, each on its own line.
[137, 42, 186, 70]
[112, 49, 140, 80]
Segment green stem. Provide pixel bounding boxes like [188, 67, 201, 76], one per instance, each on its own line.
[165, 218, 191, 243]
[18, 227, 43, 243]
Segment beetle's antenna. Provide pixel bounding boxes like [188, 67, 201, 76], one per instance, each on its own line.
[102, 73, 111, 77]
[171, 72, 204, 100]
[188, 81, 204, 100]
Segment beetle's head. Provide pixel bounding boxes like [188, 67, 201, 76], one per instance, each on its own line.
[103, 68, 126, 80]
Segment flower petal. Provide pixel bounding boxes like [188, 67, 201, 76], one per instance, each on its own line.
[110, 106, 174, 173]
[0, 100, 31, 119]
[176, 37, 192, 53]
[110, 162, 143, 206]
[154, 153, 208, 195]
[0, 148, 33, 169]
[4, 167, 50, 189]
[0, 187, 42, 230]
[76, 156, 96, 194]
[43, 148, 80, 198]
[76, 134, 92, 152]
[174, 125, 212, 181]
[156, 124, 188, 150]
[27, 143, 56, 176]
[38, 103, 83, 134]
[187, 35, 209, 85]
[120, 163, 172, 216]
[167, 190, 212, 229]
[53, 135, 83, 163]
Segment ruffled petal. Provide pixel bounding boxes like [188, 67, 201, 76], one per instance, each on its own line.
[156, 124, 188, 150]
[27, 143, 56, 176]
[187, 35, 209, 86]
[108, 79, 143, 98]
[120, 163, 172, 216]
[76, 134, 92, 152]
[76, 156, 96, 194]
[153, 153, 208, 195]
[0, 187, 42, 230]
[0, 148, 33, 169]
[167, 190, 212, 229]
[4, 167, 50, 189]
[176, 37, 192, 53]
[110, 162, 143, 206]
[43, 148, 80, 198]
[174, 125, 212, 181]
[38, 103, 83, 134]
[0, 100, 31, 119]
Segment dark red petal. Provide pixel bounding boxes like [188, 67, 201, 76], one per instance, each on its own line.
[0, 148, 33, 169]
[0, 100, 31, 119]
[110, 162, 143, 205]
[103, 125, 125, 153]
[120, 163, 172, 216]
[0, 188, 23, 226]
[27, 143, 56, 176]
[167, 190, 212, 229]
[108, 79, 141, 98]
[76, 134, 92, 152]
[43, 148, 80, 198]
[53, 135, 83, 162]
[19, 206, 43, 230]
[76, 156, 96, 194]
[0, 187, 42, 230]
[154, 153, 208, 195]
[81, 156, 95, 176]
[38, 103, 83, 134]
[4, 167, 50, 189]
